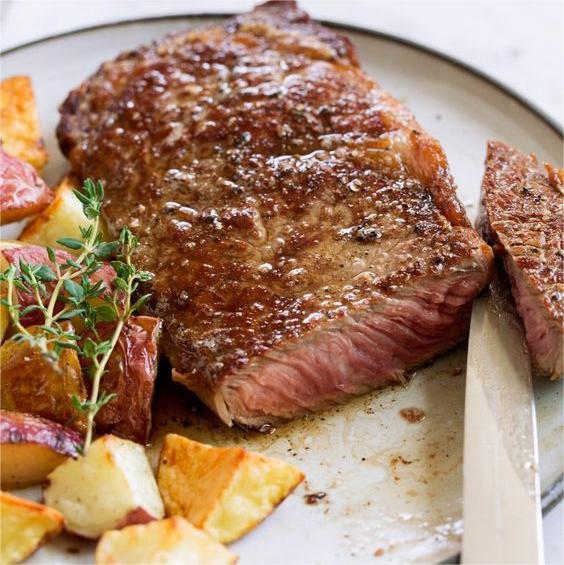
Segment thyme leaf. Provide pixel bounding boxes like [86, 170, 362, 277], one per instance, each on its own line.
[1, 178, 152, 452]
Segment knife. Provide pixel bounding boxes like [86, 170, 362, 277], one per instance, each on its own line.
[462, 279, 544, 564]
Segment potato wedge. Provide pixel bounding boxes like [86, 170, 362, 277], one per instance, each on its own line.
[95, 516, 237, 565]
[44, 434, 164, 539]
[20, 173, 107, 248]
[0, 76, 48, 171]
[0, 410, 82, 489]
[0, 325, 88, 433]
[157, 435, 304, 543]
[0, 491, 63, 564]
[0, 148, 52, 225]
[92, 316, 162, 444]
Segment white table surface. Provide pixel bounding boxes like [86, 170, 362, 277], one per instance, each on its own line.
[1, 1, 563, 563]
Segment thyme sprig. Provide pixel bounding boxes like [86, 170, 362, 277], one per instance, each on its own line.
[0, 179, 152, 452]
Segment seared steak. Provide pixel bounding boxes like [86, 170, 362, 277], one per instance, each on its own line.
[480, 141, 563, 379]
[57, 1, 492, 426]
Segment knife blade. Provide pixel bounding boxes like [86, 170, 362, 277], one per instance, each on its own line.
[462, 285, 544, 564]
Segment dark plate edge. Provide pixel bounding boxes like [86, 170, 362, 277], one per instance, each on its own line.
[1, 12, 562, 563]
[1, 13, 562, 139]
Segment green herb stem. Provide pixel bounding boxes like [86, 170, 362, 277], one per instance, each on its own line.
[1, 178, 152, 453]
[43, 216, 100, 329]
[83, 317, 124, 451]
[5, 273, 30, 336]
[83, 243, 140, 451]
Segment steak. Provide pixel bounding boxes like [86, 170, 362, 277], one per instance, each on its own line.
[57, 1, 493, 426]
[479, 141, 563, 379]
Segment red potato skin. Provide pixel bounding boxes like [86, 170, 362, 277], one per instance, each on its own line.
[2, 244, 115, 325]
[0, 147, 52, 224]
[2, 244, 160, 444]
[0, 409, 82, 456]
[115, 506, 158, 530]
[88, 316, 162, 444]
[70, 507, 158, 540]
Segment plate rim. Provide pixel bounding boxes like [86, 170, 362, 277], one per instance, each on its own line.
[1, 12, 562, 563]
[1, 12, 562, 140]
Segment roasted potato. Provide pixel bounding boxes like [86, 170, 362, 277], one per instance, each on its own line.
[0, 147, 52, 225]
[0, 241, 115, 329]
[0, 241, 20, 342]
[20, 173, 107, 249]
[0, 76, 48, 171]
[95, 516, 237, 565]
[0, 410, 81, 489]
[0, 241, 67, 327]
[157, 435, 304, 543]
[91, 316, 162, 444]
[0, 491, 63, 564]
[44, 434, 165, 539]
[0, 325, 88, 433]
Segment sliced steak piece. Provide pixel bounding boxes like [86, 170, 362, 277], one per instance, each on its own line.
[57, 0, 493, 426]
[479, 141, 563, 380]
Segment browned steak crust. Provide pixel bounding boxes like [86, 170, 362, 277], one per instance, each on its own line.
[57, 1, 493, 425]
[480, 141, 563, 379]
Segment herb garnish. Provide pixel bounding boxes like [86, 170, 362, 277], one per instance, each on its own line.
[0, 179, 152, 451]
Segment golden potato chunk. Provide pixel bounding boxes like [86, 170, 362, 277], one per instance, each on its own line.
[0, 76, 47, 171]
[0, 325, 88, 433]
[44, 434, 164, 539]
[0, 410, 81, 489]
[95, 516, 237, 565]
[20, 173, 106, 249]
[157, 434, 304, 543]
[0, 491, 63, 564]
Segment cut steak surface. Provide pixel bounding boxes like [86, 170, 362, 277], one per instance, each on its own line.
[480, 141, 563, 379]
[57, 1, 493, 426]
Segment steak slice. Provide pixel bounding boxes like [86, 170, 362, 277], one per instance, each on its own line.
[57, 1, 493, 426]
[479, 141, 563, 379]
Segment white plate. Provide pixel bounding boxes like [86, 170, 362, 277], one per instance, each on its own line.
[1, 16, 562, 564]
